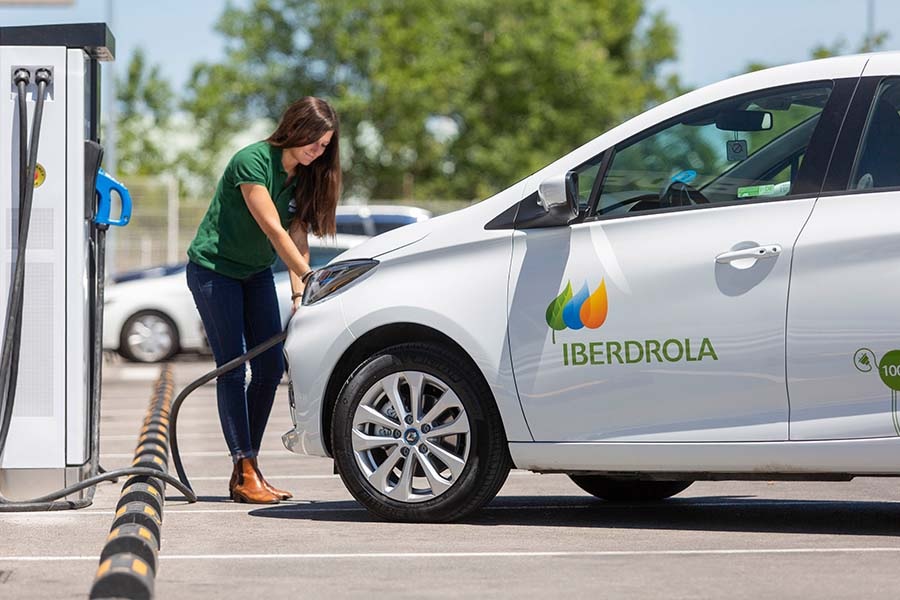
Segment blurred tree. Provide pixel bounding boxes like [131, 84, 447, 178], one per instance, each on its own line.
[116, 47, 175, 177]
[184, 0, 680, 200]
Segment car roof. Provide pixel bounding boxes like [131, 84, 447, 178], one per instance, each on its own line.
[335, 204, 433, 219]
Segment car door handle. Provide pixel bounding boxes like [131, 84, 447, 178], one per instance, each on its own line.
[715, 244, 782, 264]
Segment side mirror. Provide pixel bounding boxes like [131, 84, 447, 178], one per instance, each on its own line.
[537, 172, 579, 224]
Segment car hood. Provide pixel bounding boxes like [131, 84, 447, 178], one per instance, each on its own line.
[336, 219, 433, 261]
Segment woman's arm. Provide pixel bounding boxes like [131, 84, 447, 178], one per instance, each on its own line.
[288, 219, 311, 311]
[240, 183, 311, 279]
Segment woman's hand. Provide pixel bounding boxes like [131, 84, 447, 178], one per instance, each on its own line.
[292, 297, 303, 315]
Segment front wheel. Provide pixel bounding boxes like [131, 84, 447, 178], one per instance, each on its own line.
[569, 475, 693, 502]
[332, 343, 511, 522]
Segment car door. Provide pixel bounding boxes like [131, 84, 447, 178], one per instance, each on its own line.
[788, 60, 900, 440]
[507, 79, 855, 442]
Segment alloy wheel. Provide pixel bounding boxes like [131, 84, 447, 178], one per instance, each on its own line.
[350, 370, 471, 503]
[124, 313, 176, 362]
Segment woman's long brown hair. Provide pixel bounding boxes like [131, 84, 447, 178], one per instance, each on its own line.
[267, 97, 341, 236]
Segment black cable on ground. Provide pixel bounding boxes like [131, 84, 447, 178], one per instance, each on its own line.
[90, 366, 177, 599]
[170, 329, 288, 494]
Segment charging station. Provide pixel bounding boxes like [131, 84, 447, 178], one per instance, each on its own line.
[0, 23, 127, 504]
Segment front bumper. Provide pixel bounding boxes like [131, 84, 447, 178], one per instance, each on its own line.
[281, 378, 310, 454]
[280, 295, 355, 458]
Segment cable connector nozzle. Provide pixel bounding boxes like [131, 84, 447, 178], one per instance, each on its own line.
[34, 68, 52, 85]
[12, 68, 30, 85]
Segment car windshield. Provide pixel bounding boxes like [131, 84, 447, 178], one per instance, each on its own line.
[590, 83, 834, 215]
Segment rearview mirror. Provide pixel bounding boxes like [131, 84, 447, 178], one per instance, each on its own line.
[715, 110, 773, 132]
[537, 172, 579, 224]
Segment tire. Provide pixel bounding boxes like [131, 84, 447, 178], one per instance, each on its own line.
[118, 310, 180, 363]
[332, 343, 511, 522]
[569, 475, 692, 502]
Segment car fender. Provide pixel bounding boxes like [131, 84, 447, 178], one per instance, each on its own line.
[339, 237, 532, 443]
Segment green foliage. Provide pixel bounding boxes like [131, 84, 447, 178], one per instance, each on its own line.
[183, 0, 679, 200]
[116, 47, 175, 178]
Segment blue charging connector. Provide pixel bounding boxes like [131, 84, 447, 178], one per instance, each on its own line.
[95, 168, 132, 227]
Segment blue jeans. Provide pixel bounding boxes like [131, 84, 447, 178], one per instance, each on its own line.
[185, 261, 285, 462]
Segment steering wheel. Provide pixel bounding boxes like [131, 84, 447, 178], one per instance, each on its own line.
[658, 181, 709, 208]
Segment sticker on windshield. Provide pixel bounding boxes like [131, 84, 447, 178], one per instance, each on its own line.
[737, 181, 791, 199]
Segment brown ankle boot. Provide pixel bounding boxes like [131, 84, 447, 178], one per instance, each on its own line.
[251, 457, 293, 500]
[229, 458, 280, 504]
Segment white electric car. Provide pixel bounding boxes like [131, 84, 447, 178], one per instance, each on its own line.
[283, 53, 900, 522]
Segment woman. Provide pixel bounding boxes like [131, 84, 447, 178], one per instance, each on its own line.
[186, 97, 340, 504]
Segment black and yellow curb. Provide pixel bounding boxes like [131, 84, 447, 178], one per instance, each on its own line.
[90, 366, 173, 600]
[91, 554, 155, 600]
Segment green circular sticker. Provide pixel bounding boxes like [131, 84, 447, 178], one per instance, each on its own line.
[878, 350, 900, 391]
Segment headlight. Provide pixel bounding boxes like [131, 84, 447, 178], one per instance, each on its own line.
[302, 259, 378, 306]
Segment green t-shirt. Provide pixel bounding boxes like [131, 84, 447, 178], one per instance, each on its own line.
[188, 141, 297, 279]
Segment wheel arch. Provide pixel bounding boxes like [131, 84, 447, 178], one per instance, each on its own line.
[321, 322, 501, 456]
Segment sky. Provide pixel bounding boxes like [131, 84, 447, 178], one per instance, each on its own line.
[650, 0, 898, 85]
[0, 0, 897, 106]
[0, 1, 897, 90]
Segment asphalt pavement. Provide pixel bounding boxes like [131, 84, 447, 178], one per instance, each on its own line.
[2, 355, 900, 598]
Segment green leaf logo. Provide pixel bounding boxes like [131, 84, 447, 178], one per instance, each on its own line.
[545, 281, 573, 344]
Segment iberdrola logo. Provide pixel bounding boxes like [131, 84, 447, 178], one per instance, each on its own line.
[544, 277, 719, 366]
[545, 279, 608, 343]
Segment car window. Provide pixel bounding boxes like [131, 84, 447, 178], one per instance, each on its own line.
[849, 78, 900, 191]
[371, 215, 418, 235]
[336, 215, 369, 236]
[582, 83, 833, 217]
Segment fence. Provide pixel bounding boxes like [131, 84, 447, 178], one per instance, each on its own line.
[106, 176, 476, 276]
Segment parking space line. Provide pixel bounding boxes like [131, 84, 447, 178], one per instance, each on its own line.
[6, 547, 900, 562]
[102, 433, 224, 441]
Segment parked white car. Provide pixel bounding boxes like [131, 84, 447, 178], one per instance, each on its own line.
[283, 52, 900, 522]
[104, 234, 369, 362]
[336, 204, 432, 236]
